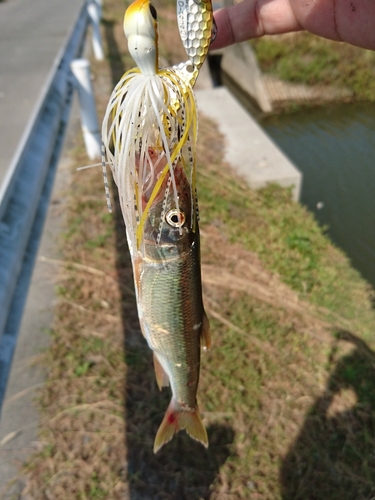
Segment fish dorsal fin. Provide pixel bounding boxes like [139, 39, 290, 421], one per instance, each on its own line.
[153, 353, 170, 390]
[201, 310, 211, 351]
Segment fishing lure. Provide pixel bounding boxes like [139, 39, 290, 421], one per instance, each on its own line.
[101, 0, 215, 453]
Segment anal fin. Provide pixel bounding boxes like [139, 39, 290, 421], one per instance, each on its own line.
[153, 353, 169, 390]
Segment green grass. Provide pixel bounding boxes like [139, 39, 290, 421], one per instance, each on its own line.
[197, 121, 375, 343]
[251, 33, 375, 101]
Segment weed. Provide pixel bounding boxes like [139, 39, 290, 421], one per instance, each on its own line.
[74, 361, 91, 377]
[251, 33, 375, 101]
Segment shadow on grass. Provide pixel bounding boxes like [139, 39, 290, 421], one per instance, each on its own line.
[280, 330, 375, 500]
[104, 19, 235, 499]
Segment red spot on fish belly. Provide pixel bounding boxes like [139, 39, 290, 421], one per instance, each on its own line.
[167, 412, 176, 425]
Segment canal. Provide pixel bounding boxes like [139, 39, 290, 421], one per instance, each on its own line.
[260, 102, 375, 288]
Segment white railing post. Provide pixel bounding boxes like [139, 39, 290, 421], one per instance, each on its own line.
[87, 1, 104, 61]
[70, 59, 101, 160]
[93, 0, 102, 19]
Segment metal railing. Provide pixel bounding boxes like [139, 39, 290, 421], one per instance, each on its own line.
[0, 0, 102, 408]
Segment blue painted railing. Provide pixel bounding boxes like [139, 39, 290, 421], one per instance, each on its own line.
[0, 1, 91, 409]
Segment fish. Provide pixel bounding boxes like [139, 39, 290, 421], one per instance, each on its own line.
[136, 148, 168, 209]
[101, 0, 214, 453]
[133, 151, 211, 453]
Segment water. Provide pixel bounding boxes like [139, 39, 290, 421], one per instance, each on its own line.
[261, 103, 375, 288]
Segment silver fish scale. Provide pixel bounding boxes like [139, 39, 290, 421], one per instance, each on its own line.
[177, 0, 213, 69]
[138, 242, 204, 409]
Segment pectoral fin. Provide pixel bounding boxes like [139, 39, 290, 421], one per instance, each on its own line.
[153, 353, 169, 390]
[201, 310, 211, 351]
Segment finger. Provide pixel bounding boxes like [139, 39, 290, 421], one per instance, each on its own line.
[210, 1, 260, 50]
[210, 0, 301, 50]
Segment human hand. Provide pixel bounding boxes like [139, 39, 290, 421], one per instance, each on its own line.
[210, 0, 375, 51]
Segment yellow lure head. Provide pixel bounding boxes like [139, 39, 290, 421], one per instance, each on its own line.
[123, 0, 159, 75]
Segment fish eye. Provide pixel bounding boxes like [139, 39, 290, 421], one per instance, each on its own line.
[149, 3, 157, 20]
[165, 209, 185, 228]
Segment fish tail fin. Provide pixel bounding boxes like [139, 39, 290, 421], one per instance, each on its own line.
[153, 399, 208, 453]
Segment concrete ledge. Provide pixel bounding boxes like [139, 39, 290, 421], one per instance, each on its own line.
[195, 87, 302, 201]
[221, 43, 272, 113]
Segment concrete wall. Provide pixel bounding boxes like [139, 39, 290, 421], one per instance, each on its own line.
[195, 86, 302, 201]
[220, 43, 272, 113]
